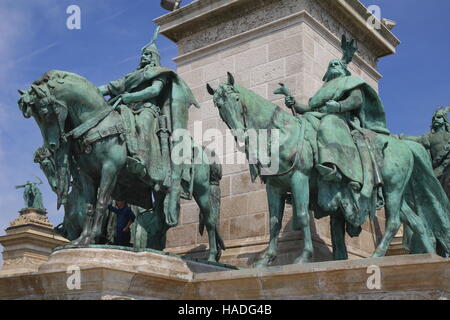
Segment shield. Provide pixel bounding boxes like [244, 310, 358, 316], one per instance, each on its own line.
[161, 0, 181, 11]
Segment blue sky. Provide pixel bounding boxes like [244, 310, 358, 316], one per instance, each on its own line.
[0, 0, 448, 245]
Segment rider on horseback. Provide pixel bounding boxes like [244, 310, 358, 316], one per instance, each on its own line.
[400, 106, 450, 199]
[285, 35, 388, 200]
[98, 27, 200, 226]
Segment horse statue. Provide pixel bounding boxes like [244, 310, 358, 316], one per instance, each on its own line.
[208, 72, 450, 267]
[18, 70, 225, 262]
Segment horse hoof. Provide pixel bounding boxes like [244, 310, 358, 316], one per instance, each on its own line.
[253, 260, 268, 269]
[253, 256, 273, 269]
[371, 249, 385, 258]
[71, 236, 86, 247]
[294, 253, 313, 264]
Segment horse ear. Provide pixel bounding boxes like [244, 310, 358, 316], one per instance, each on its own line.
[206, 83, 215, 96]
[18, 89, 26, 95]
[227, 72, 235, 86]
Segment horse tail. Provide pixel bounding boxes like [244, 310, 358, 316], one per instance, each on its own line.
[402, 140, 450, 256]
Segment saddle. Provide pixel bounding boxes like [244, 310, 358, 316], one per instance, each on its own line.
[117, 105, 195, 200]
[304, 113, 385, 227]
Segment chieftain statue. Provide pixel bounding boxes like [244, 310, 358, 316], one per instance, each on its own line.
[208, 34, 450, 266]
[286, 36, 387, 196]
[15, 177, 45, 211]
[97, 26, 199, 227]
[18, 26, 225, 262]
[400, 107, 450, 199]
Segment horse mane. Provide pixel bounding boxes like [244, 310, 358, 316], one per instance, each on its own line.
[33, 70, 108, 108]
[234, 84, 279, 114]
[34, 70, 96, 90]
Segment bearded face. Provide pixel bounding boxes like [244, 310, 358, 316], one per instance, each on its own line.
[323, 59, 349, 82]
[432, 113, 449, 132]
[140, 48, 160, 68]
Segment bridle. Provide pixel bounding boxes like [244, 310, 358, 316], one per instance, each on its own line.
[33, 85, 117, 151]
[33, 85, 70, 145]
[218, 84, 304, 178]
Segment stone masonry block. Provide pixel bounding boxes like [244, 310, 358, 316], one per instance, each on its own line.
[268, 34, 302, 62]
[251, 59, 285, 87]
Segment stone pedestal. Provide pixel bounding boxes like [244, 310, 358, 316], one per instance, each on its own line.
[386, 225, 409, 256]
[0, 249, 447, 300]
[154, 0, 401, 266]
[0, 208, 69, 275]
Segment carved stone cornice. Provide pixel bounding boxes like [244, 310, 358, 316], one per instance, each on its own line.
[9, 208, 53, 229]
[155, 0, 400, 68]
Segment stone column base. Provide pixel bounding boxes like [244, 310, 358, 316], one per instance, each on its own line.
[0, 208, 69, 275]
[0, 248, 447, 300]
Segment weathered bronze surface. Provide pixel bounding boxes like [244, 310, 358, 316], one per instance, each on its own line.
[208, 35, 450, 266]
[400, 107, 450, 200]
[18, 28, 224, 262]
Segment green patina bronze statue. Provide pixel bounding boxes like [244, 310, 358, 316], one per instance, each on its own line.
[208, 35, 450, 266]
[97, 26, 198, 228]
[400, 107, 450, 200]
[18, 27, 225, 262]
[15, 177, 45, 211]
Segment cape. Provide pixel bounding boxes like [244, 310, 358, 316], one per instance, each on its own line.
[309, 75, 390, 134]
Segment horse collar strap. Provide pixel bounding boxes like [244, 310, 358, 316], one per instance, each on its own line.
[63, 108, 115, 141]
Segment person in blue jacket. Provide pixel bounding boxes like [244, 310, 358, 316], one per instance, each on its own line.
[108, 201, 136, 247]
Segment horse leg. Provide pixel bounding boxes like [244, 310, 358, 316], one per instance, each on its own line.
[194, 188, 220, 262]
[400, 201, 436, 254]
[254, 181, 285, 268]
[150, 191, 169, 250]
[86, 161, 119, 245]
[292, 172, 313, 264]
[372, 190, 403, 257]
[330, 212, 349, 260]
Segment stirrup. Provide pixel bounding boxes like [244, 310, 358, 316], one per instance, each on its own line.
[316, 164, 342, 182]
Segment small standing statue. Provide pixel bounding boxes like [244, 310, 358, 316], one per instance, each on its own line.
[15, 177, 45, 211]
[400, 106, 450, 199]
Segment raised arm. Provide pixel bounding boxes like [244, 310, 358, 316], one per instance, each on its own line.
[122, 79, 165, 104]
[285, 96, 311, 114]
[320, 88, 363, 114]
[108, 204, 120, 214]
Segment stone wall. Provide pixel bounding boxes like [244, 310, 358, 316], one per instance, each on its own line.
[155, 0, 399, 267]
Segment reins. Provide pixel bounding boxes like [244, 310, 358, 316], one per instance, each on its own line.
[237, 89, 306, 178]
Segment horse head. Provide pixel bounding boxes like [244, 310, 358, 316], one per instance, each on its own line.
[18, 73, 69, 153]
[207, 72, 247, 132]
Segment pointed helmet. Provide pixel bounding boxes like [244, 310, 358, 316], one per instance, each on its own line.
[141, 26, 161, 67]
